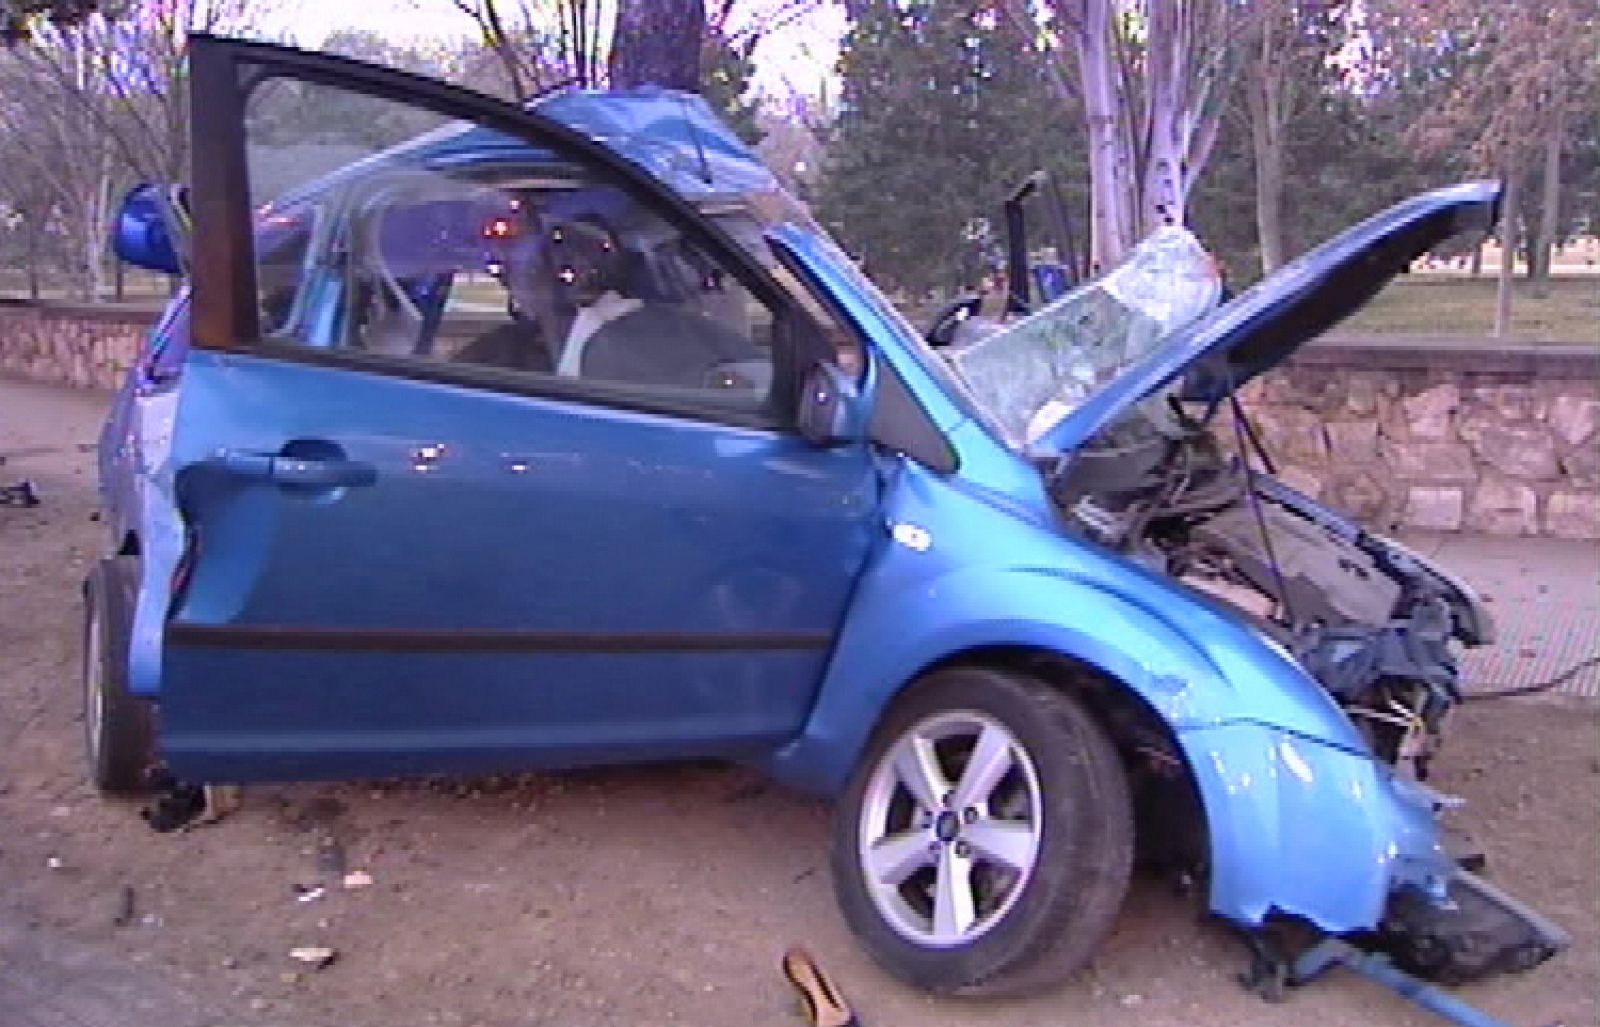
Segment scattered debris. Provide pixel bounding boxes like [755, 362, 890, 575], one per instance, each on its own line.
[342, 870, 374, 890]
[288, 946, 337, 970]
[293, 884, 327, 904]
[142, 778, 206, 832]
[315, 837, 347, 875]
[197, 784, 243, 824]
[111, 884, 136, 927]
[1, 480, 40, 507]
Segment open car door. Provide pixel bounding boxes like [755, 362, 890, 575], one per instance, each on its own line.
[158, 36, 878, 782]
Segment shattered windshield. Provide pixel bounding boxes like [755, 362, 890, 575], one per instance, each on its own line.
[948, 226, 1222, 448]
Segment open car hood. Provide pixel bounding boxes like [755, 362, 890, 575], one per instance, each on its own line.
[1030, 181, 1501, 456]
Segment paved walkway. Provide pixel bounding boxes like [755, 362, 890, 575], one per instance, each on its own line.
[1402, 530, 1600, 699]
[0, 922, 215, 1027]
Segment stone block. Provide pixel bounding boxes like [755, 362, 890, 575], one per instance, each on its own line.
[1471, 385, 1544, 422]
[1560, 442, 1600, 488]
[1456, 406, 1493, 446]
[1466, 478, 1540, 535]
[1470, 423, 1560, 481]
[1383, 440, 1478, 484]
[1276, 465, 1323, 499]
[1402, 486, 1465, 531]
[1401, 383, 1458, 441]
[1326, 470, 1392, 524]
[1545, 491, 1600, 540]
[1549, 395, 1600, 447]
[1261, 369, 1330, 407]
[1325, 420, 1379, 463]
[1340, 372, 1395, 417]
[1254, 405, 1328, 465]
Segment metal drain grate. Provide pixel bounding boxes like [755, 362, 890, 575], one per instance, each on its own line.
[1410, 532, 1600, 700]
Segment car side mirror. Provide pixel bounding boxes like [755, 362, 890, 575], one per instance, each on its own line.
[112, 183, 187, 275]
[797, 362, 864, 447]
[924, 294, 982, 348]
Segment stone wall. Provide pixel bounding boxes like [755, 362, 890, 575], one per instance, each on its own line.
[1233, 341, 1600, 540]
[0, 301, 155, 392]
[1, 301, 1596, 537]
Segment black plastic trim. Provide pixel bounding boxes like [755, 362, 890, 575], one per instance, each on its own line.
[869, 360, 959, 474]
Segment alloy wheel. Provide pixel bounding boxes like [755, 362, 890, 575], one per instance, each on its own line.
[856, 710, 1043, 948]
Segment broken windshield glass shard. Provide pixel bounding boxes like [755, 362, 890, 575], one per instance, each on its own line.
[949, 226, 1221, 447]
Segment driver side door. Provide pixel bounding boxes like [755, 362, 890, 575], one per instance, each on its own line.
[159, 36, 880, 782]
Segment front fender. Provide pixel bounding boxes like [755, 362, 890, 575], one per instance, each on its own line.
[764, 457, 1443, 936]
[1181, 721, 1454, 932]
[765, 458, 1365, 795]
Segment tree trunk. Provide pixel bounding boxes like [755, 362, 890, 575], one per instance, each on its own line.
[1075, 0, 1135, 270]
[609, 0, 705, 91]
[1494, 167, 1519, 339]
[1246, 13, 1287, 274]
[25, 221, 41, 300]
[1531, 103, 1565, 292]
[1140, 0, 1187, 233]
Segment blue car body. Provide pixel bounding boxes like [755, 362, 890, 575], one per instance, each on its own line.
[96, 37, 1509, 947]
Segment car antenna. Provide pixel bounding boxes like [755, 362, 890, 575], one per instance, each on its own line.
[678, 94, 714, 186]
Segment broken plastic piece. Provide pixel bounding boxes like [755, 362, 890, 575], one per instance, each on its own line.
[0, 480, 40, 507]
[288, 945, 337, 969]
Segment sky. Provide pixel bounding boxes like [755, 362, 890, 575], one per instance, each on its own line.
[270, 0, 845, 99]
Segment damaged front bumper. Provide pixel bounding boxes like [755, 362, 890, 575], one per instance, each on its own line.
[1179, 720, 1568, 984]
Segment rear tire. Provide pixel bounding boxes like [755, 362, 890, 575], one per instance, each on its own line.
[832, 665, 1133, 997]
[83, 558, 155, 794]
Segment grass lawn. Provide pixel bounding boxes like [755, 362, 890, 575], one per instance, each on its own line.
[1338, 275, 1598, 344]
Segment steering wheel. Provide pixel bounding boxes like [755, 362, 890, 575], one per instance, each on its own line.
[924, 294, 983, 348]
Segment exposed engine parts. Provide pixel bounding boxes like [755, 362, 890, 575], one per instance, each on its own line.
[1049, 403, 1493, 780]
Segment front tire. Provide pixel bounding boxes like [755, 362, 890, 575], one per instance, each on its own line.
[831, 666, 1132, 996]
[83, 558, 155, 794]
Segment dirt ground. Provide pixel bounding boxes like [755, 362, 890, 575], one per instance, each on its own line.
[2, 377, 1596, 1027]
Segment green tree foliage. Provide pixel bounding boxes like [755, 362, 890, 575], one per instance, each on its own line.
[817, 0, 1081, 296]
[701, 30, 760, 145]
[1192, 87, 1455, 287]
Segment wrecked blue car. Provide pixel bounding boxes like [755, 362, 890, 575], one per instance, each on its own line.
[92, 35, 1565, 1000]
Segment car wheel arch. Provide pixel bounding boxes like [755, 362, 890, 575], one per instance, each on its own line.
[887, 645, 1212, 875]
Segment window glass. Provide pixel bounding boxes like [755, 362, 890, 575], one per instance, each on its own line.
[242, 78, 779, 415]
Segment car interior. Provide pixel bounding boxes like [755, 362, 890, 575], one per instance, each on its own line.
[255, 160, 780, 413]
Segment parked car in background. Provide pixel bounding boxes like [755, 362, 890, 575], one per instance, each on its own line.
[91, 34, 1565, 999]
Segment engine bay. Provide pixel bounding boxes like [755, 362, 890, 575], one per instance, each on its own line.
[1047, 399, 1492, 777]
